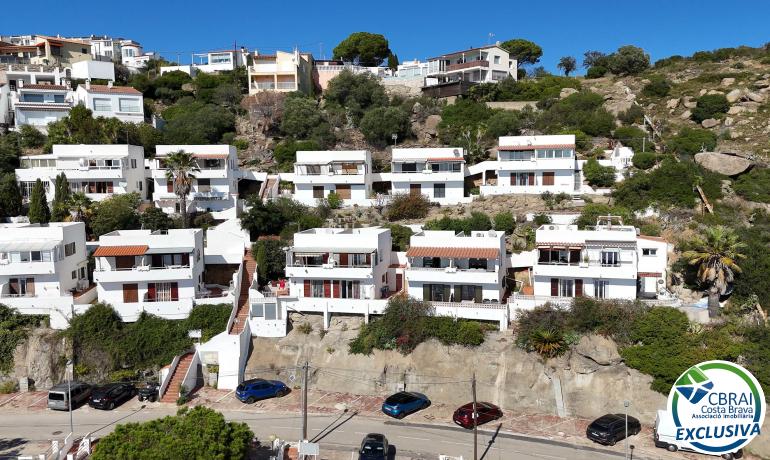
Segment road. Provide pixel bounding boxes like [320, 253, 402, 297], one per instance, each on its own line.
[0, 405, 639, 460]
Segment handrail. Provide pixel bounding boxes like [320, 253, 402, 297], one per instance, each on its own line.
[159, 354, 182, 398]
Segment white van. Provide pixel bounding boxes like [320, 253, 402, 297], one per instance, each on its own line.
[654, 410, 743, 459]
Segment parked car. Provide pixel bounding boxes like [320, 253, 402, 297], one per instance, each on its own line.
[358, 433, 389, 460]
[89, 383, 136, 410]
[235, 378, 289, 403]
[452, 402, 503, 429]
[137, 381, 160, 402]
[48, 381, 91, 411]
[586, 413, 642, 445]
[655, 410, 743, 459]
[381, 391, 430, 419]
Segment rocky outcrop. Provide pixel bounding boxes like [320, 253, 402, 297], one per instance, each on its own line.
[560, 87, 578, 99]
[701, 118, 720, 129]
[694, 152, 754, 176]
[10, 327, 69, 390]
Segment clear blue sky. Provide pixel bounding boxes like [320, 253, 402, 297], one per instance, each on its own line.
[3, 0, 770, 72]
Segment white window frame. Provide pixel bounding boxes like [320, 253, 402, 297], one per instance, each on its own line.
[92, 98, 112, 112]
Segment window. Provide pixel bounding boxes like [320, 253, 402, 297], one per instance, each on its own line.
[54, 94, 65, 103]
[400, 162, 417, 172]
[64, 242, 76, 257]
[468, 258, 487, 270]
[559, 279, 574, 297]
[642, 248, 657, 256]
[137, 181, 143, 191]
[31, 251, 41, 262]
[312, 186, 324, 199]
[352, 253, 368, 266]
[601, 250, 620, 267]
[264, 303, 279, 320]
[433, 183, 445, 199]
[430, 284, 448, 301]
[458, 285, 477, 301]
[118, 98, 141, 113]
[339, 280, 360, 299]
[22, 93, 44, 103]
[493, 56, 500, 64]
[197, 178, 211, 192]
[311, 280, 324, 297]
[20, 181, 37, 199]
[131, 159, 137, 169]
[209, 53, 232, 64]
[71, 270, 77, 280]
[155, 282, 178, 301]
[595, 280, 609, 299]
[251, 303, 264, 317]
[452, 162, 462, 172]
[93, 98, 112, 112]
[80, 267, 86, 279]
[423, 257, 441, 268]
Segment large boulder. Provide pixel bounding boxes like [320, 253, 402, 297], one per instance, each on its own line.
[746, 91, 766, 103]
[726, 88, 743, 103]
[682, 96, 697, 109]
[423, 114, 441, 136]
[701, 118, 720, 129]
[666, 98, 679, 109]
[573, 335, 622, 366]
[694, 152, 754, 176]
[721, 77, 735, 86]
[560, 87, 578, 99]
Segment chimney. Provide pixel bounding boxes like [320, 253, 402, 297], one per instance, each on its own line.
[85, 79, 90, 90]
[107, 80, 113, 88]
[17, 80, 23, 88]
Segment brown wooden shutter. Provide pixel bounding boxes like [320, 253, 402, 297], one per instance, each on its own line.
[396, 274, 403, 292]
[170, 283, 179, 301]
[323, 280, 331, 298]
[335, 184, 351, 199]
[303, 280, 311, 297]
[322, 253, 329, 264]
[528, 172, 535, 186]
[575, 279, 583, 297]
[332, 280, 340, 298]
[410, 184, 421, 196]
[550, 278, 559, 296]
[510, 174, 516, 186]
[147, 283, 156, 301]
[340, 253, 349, 267]
[167, 180, 173, 193]
[123, 283, 138, 303]
[474, 285, 482, 303]
[25, 278, 34, 296]
[542, 172, 555, 186]
[365, 253, 371, 266]
[182, 253, 189, 266]
[116, 256, 134, 269]
[9, 278, 18, 295]
[107, 182, 113, 193]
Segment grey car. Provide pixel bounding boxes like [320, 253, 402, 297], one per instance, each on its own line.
[48, 381, 91, 411]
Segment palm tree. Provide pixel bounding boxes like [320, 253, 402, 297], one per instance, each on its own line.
[682, 226, 746, 318]
[67, 192, 93, 224]
[164, 151, 199, 228]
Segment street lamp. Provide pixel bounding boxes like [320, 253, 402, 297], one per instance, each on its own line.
[624, 400, 630, 460]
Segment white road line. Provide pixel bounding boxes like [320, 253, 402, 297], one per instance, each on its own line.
[398, 435, 430, 441]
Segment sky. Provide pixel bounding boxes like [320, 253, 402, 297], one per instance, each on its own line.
[3, 0, 770, 73]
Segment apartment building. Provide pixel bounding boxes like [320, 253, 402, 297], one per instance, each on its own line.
[478, 135, 578, 196]
[0, 35, 91, 67]
[530, 217, 668, 303]
[12, 81, 72, 132]
[161, 49, 248, 76]
[120, 40, 154, 71]
[74, 81, 144, 123]
[405, 230, 507, 303]
[16, 144, 146, 203]
[150, 145, 240, 219]
[0, 222, 94, 329]
[93, 229, 205, 321]
[389, 147, 468, 205]
[292, 150, 372, 206]
[0, 64, 68, 127]
[248, 50, 314, 95]
[423, 45, 517, 97]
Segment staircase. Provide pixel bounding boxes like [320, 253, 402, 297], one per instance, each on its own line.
[229, 250, 256, 335]
[160, 353, 194, 403]
[259, 177, 277, 200]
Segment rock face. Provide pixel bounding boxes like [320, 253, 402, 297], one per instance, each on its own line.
[666, 98, 679, 109]
[560, 87, 578, 99]
[694, 152, 754, 176]
[247, 317, 665, 424]
[701, 118, 720, 129]
[423, 115, 441, 136]
[10, 328, 69, 390]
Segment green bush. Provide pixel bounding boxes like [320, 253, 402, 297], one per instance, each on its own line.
[438, 99, 493, 145]
[424, 211, 492, 234]
[691, 94, 729, 123]
[163, 104, 235, 145]
[296, 323, 313, 334]
[631, 151, 658, 170]
[569, 297, 647, 344]
[324, 69, 388, 124]
[733, 168, 770, 203]
[618, 105, 645, 125]
[325, 191, 342, 209]
[385, 193, 431, 221]
[641, 76, 671, 98]
[582, 158, 615, 188]
[558, 129, 591, 152]
[515, 305, 570, 357]
[574, 203, 635, 229]
[485, 110, 521, 138]
[613, 126, 647, 153]
[537, 91, 615, 136]
[607, 45, 650, 76]
[90, 193, 141, 237]
[0, 380, 18, 394]
[359, 106, 410, 147]
[19, 125, 46, 149]
[468, 76, 580, 102]
[232, 138, 249, 151]
[585, 66, 607, 79]
[493, 211, 516, 234]
[383, 224, 413, 251]
[0, 305, 44, 373]
[666, 127, 717, 155]
[273, 140, 321, 172]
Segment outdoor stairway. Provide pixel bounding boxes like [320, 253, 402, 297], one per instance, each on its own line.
[160, 352, 194, 403]
[229, 250, 256, 335]
[259, 178, 277, 200]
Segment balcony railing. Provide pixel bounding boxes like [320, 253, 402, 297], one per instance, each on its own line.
[409, 266, 495, 273]
[288, 262, 373, 269]
[252, 82, 275, 90]
[96, 264, 190, 272]
[446, 60, 489, 72]
[276, 82, 296, 90]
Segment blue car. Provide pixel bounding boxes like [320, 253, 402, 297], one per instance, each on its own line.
[381, 391, 431, 419]
[235, 378, 289, 403]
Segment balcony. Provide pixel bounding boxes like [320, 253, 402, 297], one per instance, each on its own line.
[0, 260, 56, 275]
[193, 190, 228, 200]
[94, 265, 193, 283]
[285, 264, 374, 280]
[407, 266, 499, 284]
[446, 60, 489, 72]
[277, 82, 296, 90]
[252, 82, 275, 90]
[534, 260, 636, 279]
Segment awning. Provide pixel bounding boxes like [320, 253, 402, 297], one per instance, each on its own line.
[93, 245, 148, 257]
[427, 157, 464, 162]
[406, 247, 499, 259]
[145, 247, 194, 254]
[293, 248, 375, 256]
[638, 272, 662, 278]
[0, 240, 60, 252]
[192, 153, 228, 159]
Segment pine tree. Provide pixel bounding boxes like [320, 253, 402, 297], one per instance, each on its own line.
[255, 242, 267, 287]
[51, 173, 70, 222]
[0, 174, 22, 218]
[28, 178, 50, 224]
[387, 52, 399, 71]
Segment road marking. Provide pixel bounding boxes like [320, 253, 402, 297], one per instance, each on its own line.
[398, 435, 430, 441]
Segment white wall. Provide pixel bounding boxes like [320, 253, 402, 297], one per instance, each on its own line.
[74, 86, 144, 123]
[70, 60, 115, 81]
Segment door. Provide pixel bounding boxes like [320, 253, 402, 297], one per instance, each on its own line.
[396, 274, 403, 292]
[122, 283, 138, 303]
[312, 186, 324, 199]
[410, 184, 421, 196]
[550, 278, 559, 296]
[542, 172, 555, 186]
[335, 184, 351, 199]
[575, 279, 583, 297]
[116, 256, 134, 270]
[528, 172, 535, 186]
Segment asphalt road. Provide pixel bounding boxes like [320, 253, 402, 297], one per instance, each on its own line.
[0, 406, 633, 460]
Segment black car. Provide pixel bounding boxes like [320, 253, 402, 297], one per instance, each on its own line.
[358, 433, 389, 460]
[586, 413, 641, 445]
[137, 382, 160, 402]
[88, 383, 136, 410]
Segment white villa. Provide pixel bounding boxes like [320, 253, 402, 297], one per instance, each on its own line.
[291, 150, 372, 206]
[149, 145, 240, 220]
[425, 44, 517, 87]
[16, 144, 146, 203]
[388, 147, 469, 205]
[405, 229, 507, 303]
[0, 222, 95, 329]
[12, 82, 72, 132]
[74, 81, 144, 123]
[92, 229, 205, 322]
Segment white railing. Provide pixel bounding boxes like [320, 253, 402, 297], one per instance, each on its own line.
[409, 266, 496, 273]
[159, 354, 182, 399]
[276, 82, 296, 90]
[253, 82, 275, 90]
[430, 300, 506, 310]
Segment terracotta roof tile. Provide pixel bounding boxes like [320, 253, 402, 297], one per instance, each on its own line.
[93, 245, 148, 257]
[82, 84, 141, 95]
[19, 84, 68, 91]
[638, 272, 662, 277]
[498, 144, 575, 151]
[406, 246, 499, 259]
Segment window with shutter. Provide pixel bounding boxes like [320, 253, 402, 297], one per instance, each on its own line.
[170, 282, 179, 301]
[550, 278, 559, 296]
[542, 172, 555, 186]
[323, 280, 331, 298]
[167, 181, 173, 193]
[575, 279, 583, 297]
[304, 280, 311, 297]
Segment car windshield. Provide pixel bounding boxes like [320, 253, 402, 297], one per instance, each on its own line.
[386, 393, 413, 404]
[591, 417, 615, 428]
[49, 392, 65, 401]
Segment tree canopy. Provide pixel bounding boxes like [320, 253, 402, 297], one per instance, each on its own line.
[333, 32, 391, 66]
[500, 39, 543, 67]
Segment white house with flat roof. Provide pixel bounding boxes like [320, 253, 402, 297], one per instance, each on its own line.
[74, 81, 144, 123]
[388, 147, 469, 205]
[11, 82, 72, 132]
[523, 217, 668, 307]
[425, 45, 517, 86]
[478, 135, 578, 196]
[0, 222, 95, 329]
[161, 49, 248, 77]
[16, 144, 146, 203]
[93, 229, 205, 322]
[292, 150, 372, 206]
[405, 229, 507, 303]
[150, 145, 240, 219]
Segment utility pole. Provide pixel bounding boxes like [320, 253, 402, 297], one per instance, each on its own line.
[301, 361, 309, 441]
[624, 400, 630, 460]
[472, 372, 478, 460]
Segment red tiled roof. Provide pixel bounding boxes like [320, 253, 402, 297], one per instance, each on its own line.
[19, 84, 68, 91]
[82, 84, 141, 95]
[638, 272, 662, 278]
[638, 235, 666, 242]
[93, 245, 148, 257]
[498, 144, 575, 151]
[427, 157, 465, 162]
[406, 246, 499, 259]
[257, 235, 281, 241]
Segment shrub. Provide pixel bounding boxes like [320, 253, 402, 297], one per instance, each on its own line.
[19, 125, 46, 149]
[613, 126, 647, 153]
[607, 45, 650, 76]
[385, 193, 430, 221]
[575, 203, 635, 229]
[691, 94, 729, 123]
[90, 193, 141, 237]
[296, 323, 313, 334]
[232, 138, 249, 151]
[0, 380, 17, 394]
[0, 305, 44, 373]
[163, 104, 236, 145]
[438, 99, 493, 145]
[325, 192, 342, 209]
[493, 211, 516, 234]
[537, 91, 615, 137]
[281, 96, 327, 139]
[425, 211, 492, 234]
[485, 110, 521, 138]
[585, 66, 607, 79]
[515, 305, 569, 357]
[558, 129, 591, 152]
[641, 76, 671, 98]
[533, 213, 551, 226]
[582, 158, 615, 188]
[324, 69, 388, 124]
[569, 297, 647, 344]
[618, 105, 645, 125]
[666, 127, 717, 155]
[359, 106, 410, 147]
[733, 168, 770, 203]
[273, 140, 321, 172]
[632, 151, 658, 170]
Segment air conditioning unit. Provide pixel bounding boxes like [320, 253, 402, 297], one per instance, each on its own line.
[657, 279, 665, 285]
[548, 225, 556, 230]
